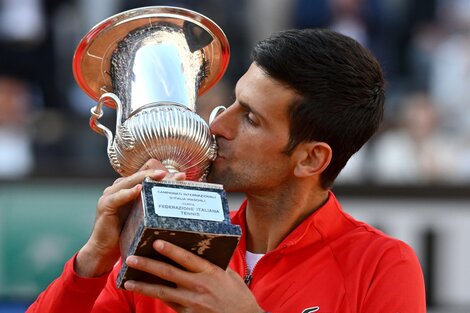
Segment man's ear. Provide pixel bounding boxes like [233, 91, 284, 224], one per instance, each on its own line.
[293, 142, 332, 178]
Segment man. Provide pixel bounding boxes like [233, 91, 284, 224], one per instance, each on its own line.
[27, 29, 426, 312]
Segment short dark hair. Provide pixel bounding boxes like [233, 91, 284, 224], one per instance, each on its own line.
[252, 29, 385, 188]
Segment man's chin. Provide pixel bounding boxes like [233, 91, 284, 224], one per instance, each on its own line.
[206, 169, 219, 184]
[206, 167, 231, 187]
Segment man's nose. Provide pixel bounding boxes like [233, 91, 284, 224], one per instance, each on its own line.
[209, 105, 232, 139]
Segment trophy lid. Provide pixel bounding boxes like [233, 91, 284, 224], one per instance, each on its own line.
[72, 6, 230, 106]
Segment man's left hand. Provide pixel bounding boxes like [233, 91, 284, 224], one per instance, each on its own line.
[124, 240, 264, 313]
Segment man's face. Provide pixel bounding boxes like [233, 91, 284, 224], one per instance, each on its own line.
[207, 63, 300, 193]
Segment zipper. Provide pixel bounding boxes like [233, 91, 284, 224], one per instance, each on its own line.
[244, 272, 253, 286]
[244, 264, 258, 287]
[243, 243, 291, 287]
[243, 253, 265, 287]
[241, 249, 252, 286]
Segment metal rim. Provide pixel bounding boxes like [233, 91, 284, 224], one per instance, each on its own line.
[72, 6, 230, 102]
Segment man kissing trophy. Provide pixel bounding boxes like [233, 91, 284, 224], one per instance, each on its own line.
[72, 6, 241, 289]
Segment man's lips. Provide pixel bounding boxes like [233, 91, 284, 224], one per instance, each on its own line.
[214, 155, 225, 162]
[215, 140, 230, 161]
[213, 152, 226, 162]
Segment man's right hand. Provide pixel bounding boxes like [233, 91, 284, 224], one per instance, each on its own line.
[74, 159, 185, 278]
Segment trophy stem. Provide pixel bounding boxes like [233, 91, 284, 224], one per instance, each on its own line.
[162, 162, 179, 174]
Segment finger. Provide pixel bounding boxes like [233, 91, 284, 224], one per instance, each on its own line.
[139, 159, 167, 172]
[161, 301, 185, 313]
[153, 240, 213, 273]
[104, 158, 168, 196]
[126, 255, 194, 289]
[163, 172, 187, 182]
[102, 177, 125, 196]
[99, 184, 142, 212]
[124, 279, 192, 307]
[104, 169, 167, 196]
[114, 177, 125, 184]
[105, 159, 163, 195]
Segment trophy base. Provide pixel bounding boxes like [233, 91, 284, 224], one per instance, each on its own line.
[116, 178, 242, 289]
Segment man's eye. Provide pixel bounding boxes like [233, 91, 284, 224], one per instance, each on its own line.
[245, 112, 256, 125]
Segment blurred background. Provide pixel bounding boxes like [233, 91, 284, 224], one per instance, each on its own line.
[0, 0, 469, 312]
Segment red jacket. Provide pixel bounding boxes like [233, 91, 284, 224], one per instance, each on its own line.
[27, 192, 426, 312]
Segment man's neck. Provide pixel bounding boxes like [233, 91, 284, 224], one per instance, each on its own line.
[244, 184, 329, 253]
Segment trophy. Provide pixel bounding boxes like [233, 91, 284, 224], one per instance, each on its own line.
[72, 6, 241, 289]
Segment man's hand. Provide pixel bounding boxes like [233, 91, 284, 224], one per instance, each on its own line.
[75, 159, 185, 277]
[123, 240, 264, 313]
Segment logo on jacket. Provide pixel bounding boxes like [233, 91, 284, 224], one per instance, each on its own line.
[302, 307, 320, 313]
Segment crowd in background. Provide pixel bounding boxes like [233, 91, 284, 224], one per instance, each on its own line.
[0, 0, 469, 185]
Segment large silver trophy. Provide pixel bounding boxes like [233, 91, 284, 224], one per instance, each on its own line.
[73, 6, 241, 289]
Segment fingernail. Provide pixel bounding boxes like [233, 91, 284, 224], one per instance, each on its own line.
[124, 280, 135, 290]
[154, 240, 164, 251]
[126, 256, 137, 265]
[174, 173, 186, 180]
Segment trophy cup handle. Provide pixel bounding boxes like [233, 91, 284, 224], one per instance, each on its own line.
[89, 92, 123, 147]
[209, 105, 226, 126]
[196, 105, 227, 181]
[89, 93, 126, 173]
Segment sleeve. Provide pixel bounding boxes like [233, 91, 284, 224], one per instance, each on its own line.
[361, 241, 426, 313]
[26, 254, 133, 313]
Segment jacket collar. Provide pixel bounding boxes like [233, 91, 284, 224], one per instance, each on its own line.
[231, 191, 350, 255]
